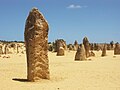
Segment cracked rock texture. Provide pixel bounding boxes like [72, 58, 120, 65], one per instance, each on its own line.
[24, 8, 50, 81]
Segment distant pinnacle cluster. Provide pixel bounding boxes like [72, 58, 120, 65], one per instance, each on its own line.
[0, 42, 25, 55]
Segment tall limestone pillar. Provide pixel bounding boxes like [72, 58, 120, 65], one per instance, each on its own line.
[24, 8, 50, 81]
[101, 44, 107, 57]
[83, 37, 90, 58]
[114, 42, 120, 55]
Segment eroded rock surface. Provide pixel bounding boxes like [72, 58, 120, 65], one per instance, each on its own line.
[24, 8, 50, 81]
[75, 44, 86, 61]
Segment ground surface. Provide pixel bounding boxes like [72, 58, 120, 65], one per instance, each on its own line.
[0, 51, 120, 90]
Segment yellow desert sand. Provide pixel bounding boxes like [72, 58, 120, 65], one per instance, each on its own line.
[0, 50, 120, 90]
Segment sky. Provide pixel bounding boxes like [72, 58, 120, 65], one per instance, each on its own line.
[0, 0, 120, 44]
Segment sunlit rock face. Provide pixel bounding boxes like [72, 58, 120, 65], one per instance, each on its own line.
[75, 44, 86, 61]
[24, 8, 50, 82]
[57, 47, 65, 56]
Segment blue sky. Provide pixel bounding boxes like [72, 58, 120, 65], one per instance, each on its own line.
[0, 0, 120, 44]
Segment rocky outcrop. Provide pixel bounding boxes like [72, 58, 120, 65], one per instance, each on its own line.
[0, 42, 25, 54]
[24, 8, 50, 81]
[73, 40, 79, 51]
[101, 44, 107, 57]
[83, 37, 90, 58]
[0, 45, 3, 54]
[54, 39, 67, 52]
[55, 40, 65, 56]
[107, 44, 111, 50]
[75, 44, 86, 61]
[57, 47, 65, 56]
[68, 44, 73, 50]
[4, 44, 9, 54]
[114, 42, 120, 55]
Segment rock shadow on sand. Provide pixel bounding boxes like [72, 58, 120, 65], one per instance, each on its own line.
[12, 78, 29, 82]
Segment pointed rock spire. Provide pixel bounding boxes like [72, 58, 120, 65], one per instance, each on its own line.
[75, 44, 86, 61]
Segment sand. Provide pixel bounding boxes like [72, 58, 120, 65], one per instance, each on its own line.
[0, 50, 120, 90]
